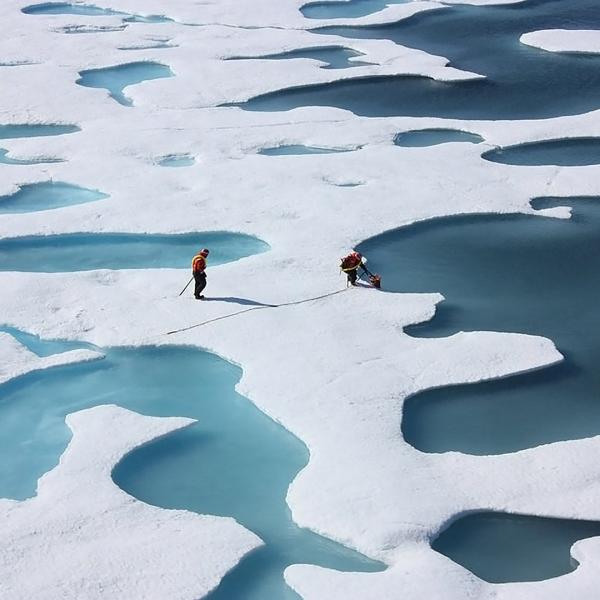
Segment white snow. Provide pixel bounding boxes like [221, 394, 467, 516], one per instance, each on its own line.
[1, 0, 600, 598]
[521, 29, 600, 55]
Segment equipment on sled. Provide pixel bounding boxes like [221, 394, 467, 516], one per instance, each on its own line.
[361, 264, 382, 289]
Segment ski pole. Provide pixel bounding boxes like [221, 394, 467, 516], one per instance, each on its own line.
[360, 265, 373, 278]
[179, 276, 194, 296]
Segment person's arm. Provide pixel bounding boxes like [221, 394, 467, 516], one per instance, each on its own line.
[359, 257, 372, 277]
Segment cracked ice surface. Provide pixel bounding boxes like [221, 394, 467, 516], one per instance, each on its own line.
[3, 0, 600, 598]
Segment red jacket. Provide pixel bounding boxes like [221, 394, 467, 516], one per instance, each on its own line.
[340, 252, 362, 272]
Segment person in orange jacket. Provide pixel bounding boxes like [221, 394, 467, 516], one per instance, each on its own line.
[192, 248, 209, 299]
[340, 251, 365, 286]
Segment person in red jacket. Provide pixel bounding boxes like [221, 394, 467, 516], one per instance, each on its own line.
[192, 248, 209, 299]
[340, 251, 365, 286]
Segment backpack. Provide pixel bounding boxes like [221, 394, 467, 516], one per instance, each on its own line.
[340, 253, 360, 270]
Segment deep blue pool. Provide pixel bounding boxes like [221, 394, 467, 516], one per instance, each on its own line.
[240, 0, 600, 120]
[433, 512, 600, 582]
[482, 137, 600, 165]
[358, 198, 600, 455]
[301, 0, 409, 20]
[395, 129, 483, 147]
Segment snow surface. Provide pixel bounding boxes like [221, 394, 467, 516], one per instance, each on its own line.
[521, 29, 600, 55]
[2, 0, 600, 598]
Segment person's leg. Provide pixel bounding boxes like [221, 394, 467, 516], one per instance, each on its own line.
[198, 274, 206, 296]
[198, 273, 207, 297]
[347, 269, 357, 286]
[194, 272, 207, 298]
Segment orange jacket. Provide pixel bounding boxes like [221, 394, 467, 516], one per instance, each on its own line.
[192, 254, 207, 273]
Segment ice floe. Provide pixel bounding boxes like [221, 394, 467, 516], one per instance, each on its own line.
[2, 0, 600, 598]
[521, 29, 600, 55]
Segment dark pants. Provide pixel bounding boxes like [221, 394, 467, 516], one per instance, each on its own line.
[347, 269, 358, 285]
[194, 271, 206, 298]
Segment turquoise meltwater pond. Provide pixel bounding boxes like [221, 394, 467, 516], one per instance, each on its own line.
[0, 231, 268, 272]
[0, 336, 384, 598]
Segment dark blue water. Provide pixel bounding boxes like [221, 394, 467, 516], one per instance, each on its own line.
[231, 47, 371, 69]
[76, 62, 173, 106]
[395, 129, 483, 147]
[259, 145, 354, 155]
[0, 232, 268, 272]
[301, 0, 409, 20]
[483, 137, 600, 165]
[0, 182, 107, 213]
[240, 0, 600, 120]
[0, 334, 384, 597]
[433, 512, 600, 582]
[358, 198, 600, 455]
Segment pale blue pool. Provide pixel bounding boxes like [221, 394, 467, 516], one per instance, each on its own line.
[0, 182, 107, 213]
[22, 3, 172, 23]
[22, 2, 124, 16]
[0, 335, 384, 598]
[76, 62, 173, 106]
[0, 124, 77, 165]
[0, 124, 79, 140]
[0, 326, 93, 357]
[158, 154, 195, 167]
[0, 231, 268, 272]
[259, 145, 354, 155]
